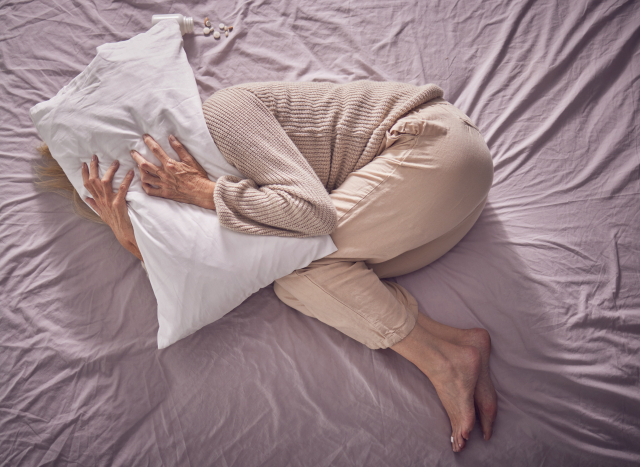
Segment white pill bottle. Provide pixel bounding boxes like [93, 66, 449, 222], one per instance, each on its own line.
[151, 14, 194, 35]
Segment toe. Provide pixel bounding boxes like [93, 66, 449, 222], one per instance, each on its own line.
[477, 399, 497, 440]
[480, 413, 494, 440]
[482, 416, 494, 440]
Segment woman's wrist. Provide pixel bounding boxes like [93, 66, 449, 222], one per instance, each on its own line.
[192, 179, 216, 210]
[122, 237, 143, 262]
[115, 229, 143, 261]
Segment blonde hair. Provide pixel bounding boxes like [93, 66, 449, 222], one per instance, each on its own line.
[34, 143, 105, 224]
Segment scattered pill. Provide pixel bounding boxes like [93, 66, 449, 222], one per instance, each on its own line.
[228, 25, 233, 31]
[225, 30, 229, 37]
[204, 17, 211, 27]
[203, 27, 210, 35]
[219, 23, 225, 30]
[224, 25, 228, 31]
[213, 31, 220, 39]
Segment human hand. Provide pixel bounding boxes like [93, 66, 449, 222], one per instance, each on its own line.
[130, 134, 216, 210]
[81, 155, 142, 261]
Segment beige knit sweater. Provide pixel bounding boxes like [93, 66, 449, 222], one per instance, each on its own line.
[202, 81, 443, 238]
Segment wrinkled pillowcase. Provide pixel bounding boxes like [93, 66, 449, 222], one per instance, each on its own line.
[29, 20, 337, 349]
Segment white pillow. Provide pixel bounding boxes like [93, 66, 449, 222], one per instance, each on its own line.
[30, 20, 337, 349]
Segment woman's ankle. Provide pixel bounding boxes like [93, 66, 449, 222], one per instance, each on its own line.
[392, 321, 453, 374]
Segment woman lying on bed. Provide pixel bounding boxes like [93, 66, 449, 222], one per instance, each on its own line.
[39, 80, 496, 453]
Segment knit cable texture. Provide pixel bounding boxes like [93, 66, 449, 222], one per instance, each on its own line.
[203, 81, 443, 238]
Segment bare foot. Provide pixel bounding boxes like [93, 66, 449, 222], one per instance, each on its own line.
[416, 314, 498, 441]
[454, 328, 497, 441]
[391, 324, 480, 452]
[428, 343, 481, 452]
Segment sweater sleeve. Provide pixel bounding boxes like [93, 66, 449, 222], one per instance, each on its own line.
[202, 87, 338, 238]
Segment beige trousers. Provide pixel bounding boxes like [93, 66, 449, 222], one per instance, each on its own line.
[273, 98, 494, 349]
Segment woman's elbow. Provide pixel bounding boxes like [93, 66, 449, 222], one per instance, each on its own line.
[312, 203, 338, 236]
[287, 195, 337, 237]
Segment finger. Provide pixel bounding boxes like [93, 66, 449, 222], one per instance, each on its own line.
[141, 182, 165, 198]
[130, 150, 161, 176]
[100, 160, 120, 192]
[85, 197, 101, 216]
[140, 170, 164, 185]
[168, 134, 192, 163]
[89, 154, 99, 181]
[81, 161, 90, 188]
[115, 169, 135, 203]
[82, 161, 98, 198]
[143, 134, 171, 165]
[169, 134, 207, 174]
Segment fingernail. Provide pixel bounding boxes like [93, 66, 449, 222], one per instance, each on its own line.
[112, 160, 119, 166]
[92, 154, 97, 162]
[169, 134, 176, 141]
[130, 150, 136, 155]
[143, 134, 149, 139]
[128, 169, 134, 176]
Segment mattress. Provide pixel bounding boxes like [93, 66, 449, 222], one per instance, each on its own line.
[1, 0, 638, 465]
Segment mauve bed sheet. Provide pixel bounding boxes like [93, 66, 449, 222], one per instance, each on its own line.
[1, 0, 639, 466]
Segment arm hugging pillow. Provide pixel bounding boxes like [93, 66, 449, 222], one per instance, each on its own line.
[29, 20, 337, 349]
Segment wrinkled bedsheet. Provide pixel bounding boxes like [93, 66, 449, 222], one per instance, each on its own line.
[1, 0, 639, 465]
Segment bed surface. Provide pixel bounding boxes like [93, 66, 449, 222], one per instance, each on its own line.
[1, 0, 639, 465]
